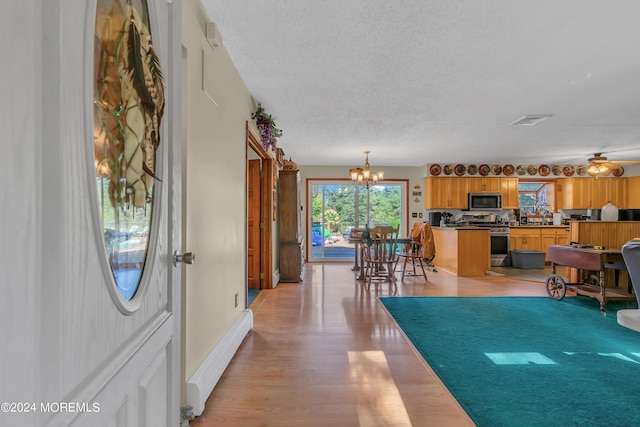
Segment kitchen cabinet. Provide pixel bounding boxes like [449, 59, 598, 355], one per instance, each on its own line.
[432, 227, 491, 276]
[425, 177, 468, 209]
[556, 177, 628, 209]
[540, 228, 570, 261]
[278, 170, 304, 282]
[467, 177, 501, 193]
[629, 177, 640, 208]
[511, 226, 570, 262]
[509, 228, 541, 251]
[426, 177, 519, 209]
[609, 178, 628, 208]
[500, 178, 519, 209]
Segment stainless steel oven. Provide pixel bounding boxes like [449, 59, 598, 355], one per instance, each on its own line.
[489, 227, 510, 266]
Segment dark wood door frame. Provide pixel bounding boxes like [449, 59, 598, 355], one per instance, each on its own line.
[246, 121, 274, 289]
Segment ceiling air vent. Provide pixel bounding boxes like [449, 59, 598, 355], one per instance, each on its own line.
[509, 114, 553, 126]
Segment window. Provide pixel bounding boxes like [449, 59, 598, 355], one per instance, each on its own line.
[518, 182, 555, 215]
[307, 180, 407, 261]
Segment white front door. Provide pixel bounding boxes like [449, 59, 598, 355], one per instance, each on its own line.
[0, 1, 181, 426]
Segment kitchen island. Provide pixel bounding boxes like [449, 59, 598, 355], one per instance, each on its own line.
[432, 227, 490, 276]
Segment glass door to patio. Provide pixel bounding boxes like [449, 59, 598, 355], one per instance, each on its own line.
[308, 180, 406, 262]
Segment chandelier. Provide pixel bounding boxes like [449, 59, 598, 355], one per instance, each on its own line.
[349, 151, 384, 188]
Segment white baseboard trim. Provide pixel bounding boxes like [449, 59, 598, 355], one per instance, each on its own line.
[186, 309, 253, 415]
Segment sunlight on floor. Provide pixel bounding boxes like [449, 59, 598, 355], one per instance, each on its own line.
[485, 352, 557, 365]
[348, 351, 412, 427]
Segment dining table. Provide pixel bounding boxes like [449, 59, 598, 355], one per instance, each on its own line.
[348, 236, 413, 280]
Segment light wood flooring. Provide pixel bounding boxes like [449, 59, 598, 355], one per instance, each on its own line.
[190, 263, 548, 427]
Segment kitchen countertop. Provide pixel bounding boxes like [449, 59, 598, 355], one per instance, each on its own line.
[510, 225, 569, 228]
[433, 226, 491, 230]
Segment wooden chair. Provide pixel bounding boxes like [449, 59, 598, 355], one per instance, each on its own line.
[396, 240, 428, 281]
[361, 225, 400, 289]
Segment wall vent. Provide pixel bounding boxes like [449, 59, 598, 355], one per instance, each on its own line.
[509, 114, 553, 126]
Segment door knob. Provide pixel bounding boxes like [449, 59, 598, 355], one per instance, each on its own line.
[173, 250, 196, 267]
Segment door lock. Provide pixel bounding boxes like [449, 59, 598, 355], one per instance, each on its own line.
[173, 250, 196, 267]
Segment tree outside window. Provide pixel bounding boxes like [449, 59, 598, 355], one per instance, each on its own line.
[518, 182, 555, 215]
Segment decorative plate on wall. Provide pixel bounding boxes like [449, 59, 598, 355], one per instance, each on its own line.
[527, 165, 538, 175]
[491, 165, 502, 175]
[443, 164, 454, 175]
[503, 164, 515, 176]
[576, 165, 587, 176]
[467, 164, 478, 175]
[516, 165, 527, 175]
[478, 164, 491, 176]
[552, 165, 562, 176]
[429, 164, 442, 176]
[538, 165, 550, 176]
[454, 164, 466, 176]
[563, 165, 575, 176]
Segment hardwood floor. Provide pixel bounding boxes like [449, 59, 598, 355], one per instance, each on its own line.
[190, 263, 548, 427]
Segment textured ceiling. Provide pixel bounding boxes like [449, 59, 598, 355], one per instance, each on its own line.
[200, 0, 640, 168]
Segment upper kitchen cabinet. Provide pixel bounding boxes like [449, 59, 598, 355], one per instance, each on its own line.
[467, 177, 501, 193]
[629, 177, 640, 208]
[556, 177, 628, 209]
[500, 178, 519, 209]
[425, 177, 468, 209]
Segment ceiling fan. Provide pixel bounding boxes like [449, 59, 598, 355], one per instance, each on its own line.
[586, 152, 640, 176]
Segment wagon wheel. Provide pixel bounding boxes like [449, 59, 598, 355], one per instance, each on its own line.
[546, 274, 566, 300]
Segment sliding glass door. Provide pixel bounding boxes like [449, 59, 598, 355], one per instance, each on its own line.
[308, 180, 406, 262]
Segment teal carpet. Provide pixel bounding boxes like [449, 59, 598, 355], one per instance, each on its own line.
[248, 288, 260, 306]
[379, 296, 640, 427]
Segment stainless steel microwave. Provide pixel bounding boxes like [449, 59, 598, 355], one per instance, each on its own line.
[468, 193, 502, 210]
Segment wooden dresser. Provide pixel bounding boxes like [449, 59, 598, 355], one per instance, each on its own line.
[278, 170, 304, 282]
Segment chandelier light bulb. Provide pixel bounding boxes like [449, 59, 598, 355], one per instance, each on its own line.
[348, 151, 384, 188]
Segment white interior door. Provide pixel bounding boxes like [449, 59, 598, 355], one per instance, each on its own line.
[0, 1, 181, 426]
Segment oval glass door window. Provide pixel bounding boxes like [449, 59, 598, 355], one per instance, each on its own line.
[93, 0, 165, 300]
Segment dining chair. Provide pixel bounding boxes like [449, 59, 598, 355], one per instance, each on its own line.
[396, 240, 428, 281]
[361, 225, 400, 289]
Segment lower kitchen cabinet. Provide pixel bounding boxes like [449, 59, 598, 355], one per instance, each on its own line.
[510, 226, 570, 261]
[540, 228, 570, 261]
[510, 228, 541, 251]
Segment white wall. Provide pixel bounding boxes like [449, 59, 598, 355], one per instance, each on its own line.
[182, 0, 255, 381]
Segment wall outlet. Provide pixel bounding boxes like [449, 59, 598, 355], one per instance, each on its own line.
[234, 292, 239, 308]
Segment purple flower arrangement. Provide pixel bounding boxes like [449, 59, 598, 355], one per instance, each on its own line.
[252, 104, 282, 151]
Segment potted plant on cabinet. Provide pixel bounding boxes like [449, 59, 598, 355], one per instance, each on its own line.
[252, 103, 282, 152]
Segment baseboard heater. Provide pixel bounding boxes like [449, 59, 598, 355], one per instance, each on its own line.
[186, 309, 253, 415]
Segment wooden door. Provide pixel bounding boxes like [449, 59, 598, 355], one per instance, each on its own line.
[628, 177, 640, 208]
[590, 178, 608, 208]
[7, 1, 182, 426]
[449, 178, 469, 209]
[248, 159, 261, 289]
[573, 178, 592, 208]
[425, 177, 448, 208]
[607, 178, 628, 208]
[500, 178, 519, 209]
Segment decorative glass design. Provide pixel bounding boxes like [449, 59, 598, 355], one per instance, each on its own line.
[93, 0, 165, 300]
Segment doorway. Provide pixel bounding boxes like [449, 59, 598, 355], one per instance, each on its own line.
[246, 123, 274, 292]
